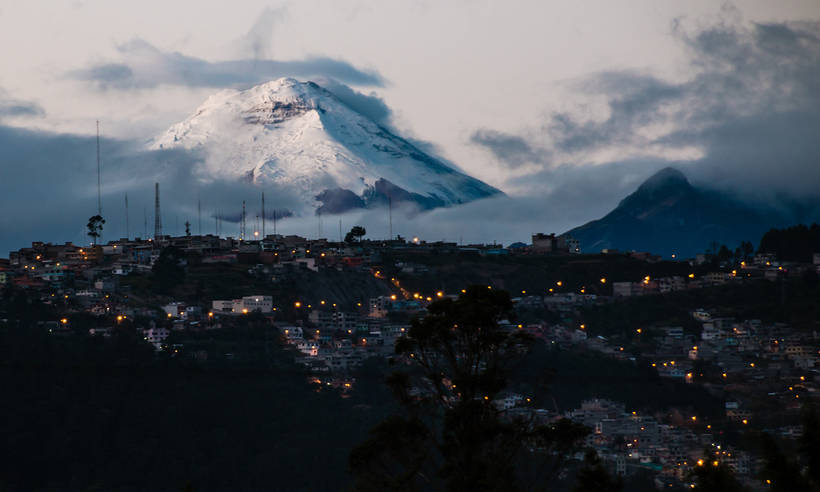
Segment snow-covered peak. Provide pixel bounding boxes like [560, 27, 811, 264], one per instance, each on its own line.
[151, 78, 500, 214]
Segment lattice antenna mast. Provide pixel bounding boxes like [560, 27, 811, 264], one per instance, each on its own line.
[125, 193, 129, 239]
[154, 182, 162, 239]
[388, 195, 393, 240]
[198, 197, 202, 236]
[96, 121, 102, 216]
[261, 192, 266, 238]
[241, 201, 246, 240]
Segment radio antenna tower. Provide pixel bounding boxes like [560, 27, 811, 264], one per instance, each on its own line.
[96, 121, 102, 216]
[388, 195, 393, 240]
[198, 197, 202, 235]
[154, 182, 162, 239]
[241, 201, 246, 240]
[261, 192, 266, 238]
[125, 193, 130, 239]
[273, 209, 277, 235]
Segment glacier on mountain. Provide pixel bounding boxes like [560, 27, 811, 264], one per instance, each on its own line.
[151, 78, 500, 214]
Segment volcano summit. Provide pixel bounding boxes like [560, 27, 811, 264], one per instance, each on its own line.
[152, 78, 501, 214]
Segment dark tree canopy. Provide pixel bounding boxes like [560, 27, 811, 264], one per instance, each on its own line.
[151, 246, 186, 294]
[572, 450, 622, 492]
[350, 286, 589, 491]
[688, 455, 747, 492]
[86, 214, 105, 245]
[345, 225, 367, 243]
[759, 403, 820, 492]
[758, 223, 820, 263]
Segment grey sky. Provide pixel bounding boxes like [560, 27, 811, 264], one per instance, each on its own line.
[0, 0, 819, 254]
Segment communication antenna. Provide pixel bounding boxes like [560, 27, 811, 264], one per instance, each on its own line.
[388, 195, 393, 240]
[261, 191, 266, 238]
[273, 209, 277, 235]
[339, 219, 342, 244]
[318, 208, 322, 238]
[154, 182, 162, 239]
[125, 193, 129, 239]
[143, 207, 147, 239]
[198, 197, 202, 236]
[96, 121, 102, 216]
[241, 201, 246, 240]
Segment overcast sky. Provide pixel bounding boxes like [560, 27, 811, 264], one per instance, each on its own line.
[1, 0, 819, 253]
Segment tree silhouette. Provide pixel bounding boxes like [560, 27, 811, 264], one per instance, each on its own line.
[350, 286, 588, 491]
[151, 246, 186, 294]
[688, 453, 747, 492]
[87, 215, 105, 245]
[759, 403, 820, 491]
[572, 450, 622, 492]
[345, 226, 367, 243]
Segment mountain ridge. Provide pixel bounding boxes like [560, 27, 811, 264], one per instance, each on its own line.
[565, 167, 794, 257]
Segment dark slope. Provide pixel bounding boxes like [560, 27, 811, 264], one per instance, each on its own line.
[565, 168, 789, 257]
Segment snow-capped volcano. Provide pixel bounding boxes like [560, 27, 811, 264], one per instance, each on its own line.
[151, 77, 501, 213]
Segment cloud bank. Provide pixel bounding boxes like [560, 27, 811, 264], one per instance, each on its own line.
[471, 15, 820, 202]
[0, 89, 44, 119]
[69, 38, 385, 90]
[0, 124, 307, 255]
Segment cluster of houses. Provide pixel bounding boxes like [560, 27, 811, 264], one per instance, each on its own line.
[564, 399, 752, 489]
[613, 253, 820, 297]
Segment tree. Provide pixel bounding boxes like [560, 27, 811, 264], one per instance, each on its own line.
[717, 244, 732, 264]
[572, 450, 622, 492]
[689, 454, 747, 492]
[87, 215, 105, 245]
[740, 240, 754, 261]
[350, 286, 588, 491]
[345, 225, 367, 243]
[759, 403, 820, 492]
[185, 221, 191, 236]
[151, 246, 186, 294]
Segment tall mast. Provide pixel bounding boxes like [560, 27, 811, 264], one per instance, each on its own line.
[241, 201, 246, 240]
[198, 197, 202, 235]
[261, 192, 266, 238]
[388, 195, 392, 240]
[96, 120, 102, 216]
[154, 182, 162, 239]
[125, 193, 129, 239]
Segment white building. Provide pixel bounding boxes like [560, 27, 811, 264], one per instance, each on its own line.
[241, 295, 273, 313]
[162, 302, 186, 318]
[297, 340, 319, 356]
[212, 300, 234, 312]
[145, 326, 170, 350]
[211, 296, 273, 314]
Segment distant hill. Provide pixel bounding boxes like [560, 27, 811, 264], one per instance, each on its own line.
[564, 167, 793, 258]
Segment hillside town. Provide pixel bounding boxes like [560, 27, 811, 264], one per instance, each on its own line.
[2, 227, 819, 490]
